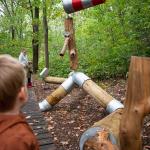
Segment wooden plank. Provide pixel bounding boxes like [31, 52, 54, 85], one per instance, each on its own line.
[25, 115, 45, 120]
[21, 89, 56, 150]
[28, 122, 46, 127]
[40, 144, 56, 150]
[34, 129, 49, 135]
[37, 134, 51, 140]
[23, 111, 42, 115]
[38, 139, 53, 146]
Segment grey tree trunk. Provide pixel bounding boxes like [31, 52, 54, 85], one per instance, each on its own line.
[43, 0, 49, 68]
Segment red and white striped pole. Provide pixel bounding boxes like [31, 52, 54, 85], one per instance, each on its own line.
[62, 0, 105, 14]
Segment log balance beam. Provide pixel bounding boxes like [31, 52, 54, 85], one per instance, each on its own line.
[39, 72, 124, 113]
[39, 68, 66, 84]
[44, 77, 66, 84]
[40, 57, 150, 150]
[39, 72, 123, 149]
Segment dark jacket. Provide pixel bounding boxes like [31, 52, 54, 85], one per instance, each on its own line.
[0, 114, 39, 150]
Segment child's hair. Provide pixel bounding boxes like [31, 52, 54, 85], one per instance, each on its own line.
[0, 55, 26, 112]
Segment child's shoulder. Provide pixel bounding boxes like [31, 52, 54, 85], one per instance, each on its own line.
[0, 118, 38, 149]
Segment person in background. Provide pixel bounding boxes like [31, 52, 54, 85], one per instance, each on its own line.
[19, 49, 32, 88]
[27, 61, 33, 87]
[19, 49, 28, 67]
[0, 55, 39, 150]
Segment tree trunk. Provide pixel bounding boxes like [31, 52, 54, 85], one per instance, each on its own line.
[11, 26, 15, 40]
[32, 6, 39, 73]
[43, 0, 49, 68]
[120, 56, 150, 150]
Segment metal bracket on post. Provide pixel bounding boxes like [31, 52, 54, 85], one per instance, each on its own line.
[106, 99, 124, 114]
[40, 68, 49, 79]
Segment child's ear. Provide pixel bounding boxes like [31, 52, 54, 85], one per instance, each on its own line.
[18, 87, 28, 102]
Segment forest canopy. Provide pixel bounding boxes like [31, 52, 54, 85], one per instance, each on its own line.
[0, 0, 150, 78]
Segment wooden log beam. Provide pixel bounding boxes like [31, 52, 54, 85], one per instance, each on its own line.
[39, 76, 74, 111]
[41, 72, 124, 112]
[64, 17, 78, 70]
[120, 56, 150, 150]
[83, 80, 116, 108]
[60, 37, 70, 57]
[81, 109, 122, 150]
[44, 77, 66, 84]
[46, 86, 68, 106]
[93, 109, 123, 145]
[72, 72, 123, 113]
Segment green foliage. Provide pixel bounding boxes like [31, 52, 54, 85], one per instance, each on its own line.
[0, 0, 150, 79]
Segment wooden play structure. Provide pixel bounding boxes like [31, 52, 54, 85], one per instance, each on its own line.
[40, 57, 150, 150]
[62, 0, 105, 14]
[39, 1, 150, 150]
[60, 17, 78, 70]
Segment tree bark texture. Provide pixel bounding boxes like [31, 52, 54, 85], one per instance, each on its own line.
[11, 26, 15, 40]
[64, 17, 78, 70]
[120, 56, 150, 150]
[32, 6, 39, 73]
[43, 0, 49, 68]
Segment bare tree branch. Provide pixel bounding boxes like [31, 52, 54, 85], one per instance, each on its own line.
[0, 0, 12, 16]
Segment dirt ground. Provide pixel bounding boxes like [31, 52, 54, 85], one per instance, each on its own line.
[33, 78, 150, 150]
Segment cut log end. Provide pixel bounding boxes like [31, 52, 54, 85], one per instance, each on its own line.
[83, 130, 119, 150]
[60, 53, 64, 57]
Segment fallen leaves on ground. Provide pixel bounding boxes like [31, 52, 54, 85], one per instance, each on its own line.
[33, 78, 150, 150]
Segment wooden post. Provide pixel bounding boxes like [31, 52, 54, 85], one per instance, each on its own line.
[60, 37, 70, 56]
[120, 56, 150, 150]
[64, 17, 78, 70]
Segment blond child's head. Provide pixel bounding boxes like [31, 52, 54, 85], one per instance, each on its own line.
[0, 55, 28, 113]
